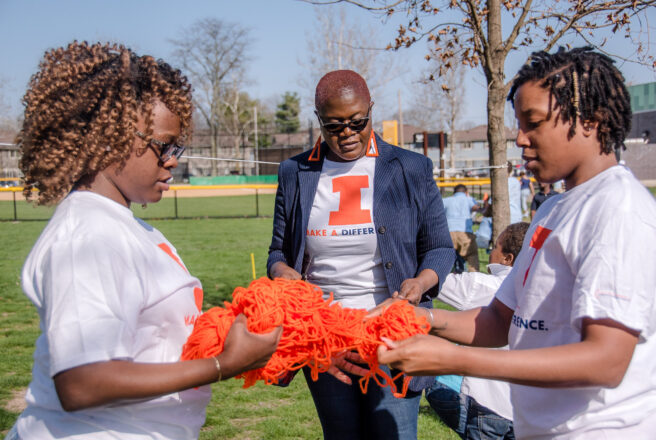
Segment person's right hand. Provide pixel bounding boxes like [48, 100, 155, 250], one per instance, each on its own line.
[326, 351, 369, 385]
[270, 261, 302, 280]
[377, 334, 457, 376]
[365, 297, 402, 319]
[217, 314, 282, 379]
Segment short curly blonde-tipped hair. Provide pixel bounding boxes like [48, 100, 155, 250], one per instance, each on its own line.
[18, 41, 193, 205]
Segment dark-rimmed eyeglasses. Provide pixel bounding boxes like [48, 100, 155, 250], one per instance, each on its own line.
[315, 104, 372, 134]
[135, 131, 186, 163]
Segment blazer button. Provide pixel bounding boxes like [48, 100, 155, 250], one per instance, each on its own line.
[378, 226, 386, 234]
[385, 261, 393, 269]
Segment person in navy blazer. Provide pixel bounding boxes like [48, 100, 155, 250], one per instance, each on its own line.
[267, 70, 454, 440]
[268, 136, 455, 302]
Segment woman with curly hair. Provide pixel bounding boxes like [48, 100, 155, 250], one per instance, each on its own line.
[9, 41, 280, 440]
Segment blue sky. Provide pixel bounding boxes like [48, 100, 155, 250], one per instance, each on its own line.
[1, 0, 655, 128]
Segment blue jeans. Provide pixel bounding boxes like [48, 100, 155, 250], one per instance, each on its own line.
[425, 382, 514, 440]
[303, 366, 421, 440]
[5, 424, 21, 440]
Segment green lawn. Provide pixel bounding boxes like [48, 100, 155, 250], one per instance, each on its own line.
[0, 194, 276, 222]
[0, 213, 458, 439]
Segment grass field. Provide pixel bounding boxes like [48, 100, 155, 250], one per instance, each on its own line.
[0, 193, 276, 222]
[0, 203, 466, 439]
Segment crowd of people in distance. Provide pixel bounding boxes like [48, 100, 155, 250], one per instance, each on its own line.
[6, 40, 655, 440]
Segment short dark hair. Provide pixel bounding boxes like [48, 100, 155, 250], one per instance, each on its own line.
[508, 47, 631, 155]
[453, 184, 467, 193]
[315, 70, 371, 111]
[500, 222, 530, 263]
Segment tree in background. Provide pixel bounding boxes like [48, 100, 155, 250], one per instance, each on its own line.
[170, 18, 251, 175]
[405, 61, 466, 170]
[275, 92, 301, 137]
[437, 64, 466, 170]
[299, 6, 399, 113]
[251, 103, 274, 149]
[220, 89, 258, 173]
[0, 78, 19, 133]
[309, 0, 655, 240]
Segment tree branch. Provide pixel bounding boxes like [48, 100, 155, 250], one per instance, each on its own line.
[502, 0, 534, 56]
[301, 0, 406, 11]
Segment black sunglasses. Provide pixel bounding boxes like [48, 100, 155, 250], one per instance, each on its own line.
[315, 104, 372, 134]
[135, 131, 186, 163]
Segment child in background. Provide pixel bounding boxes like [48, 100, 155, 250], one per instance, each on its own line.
[519, 172, 534, 218]
[426, 222, 529, 440]
[377, 47, 656, 439]
[530, 182, 556, 218]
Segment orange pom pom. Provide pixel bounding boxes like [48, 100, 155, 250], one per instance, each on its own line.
[181, 278, 430, 396]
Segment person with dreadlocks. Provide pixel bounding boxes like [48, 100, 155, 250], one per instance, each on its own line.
[8, 41, 281, 440]
[374, 47, 656, 438]
[268, 70, 454, 439]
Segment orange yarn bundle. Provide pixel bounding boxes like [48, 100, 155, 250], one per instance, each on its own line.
[181, 277, 430, 397]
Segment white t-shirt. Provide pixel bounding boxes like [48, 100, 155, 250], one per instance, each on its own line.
[496, 166, 656, 439]
[17, 191, 211, 440]
[305, 156, 388, 309]
[439, 264, 513, 420]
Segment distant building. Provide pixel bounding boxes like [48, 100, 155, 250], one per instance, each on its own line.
[623, 82, 656, 181]
[182, 127, 320, 177]
[0, 129, 20, 178]
[407, 125, 522, 176]
[627, 81, 655, 143]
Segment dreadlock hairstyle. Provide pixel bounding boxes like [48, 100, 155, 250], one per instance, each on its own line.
[507, 47, 631, 155]
[499, 222, 530, 265]
[18, 41, 193, 205]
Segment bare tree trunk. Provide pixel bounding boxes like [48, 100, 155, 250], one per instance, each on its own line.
[449, 103, 456, 169]
[210, 126, 218, 176]
[486, 0, 510, 242]
[488, 82, 509, 241]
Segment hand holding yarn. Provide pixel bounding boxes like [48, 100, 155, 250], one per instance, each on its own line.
[181, 278, 431, 397]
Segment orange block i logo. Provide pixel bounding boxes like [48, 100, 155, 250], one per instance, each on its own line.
[328, 175, 372, 226]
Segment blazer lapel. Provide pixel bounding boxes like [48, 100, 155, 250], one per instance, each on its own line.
[295, 150, 323, 270]
[374, 137, 397, 212]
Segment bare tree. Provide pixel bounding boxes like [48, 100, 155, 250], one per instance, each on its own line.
[170, 18, 252, 175]
[414, 62, 466, 169]
[0, 78, 19, 133]
[220, 87, 262, 173]
[299, 6, 400, 113]
[308, 0, 655, 240]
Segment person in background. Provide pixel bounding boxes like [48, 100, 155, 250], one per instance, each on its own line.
[376, 47, 656, 439]
[443, 184, 480, 272]
[530, 182, 556, 218]
[507, 162, 522, 223]
[267, 69, 454, 440]
[8, 42, 281, 440]
[426, 222, 529, 440]
[519, 171, 535, 218]
[552, 179, 564, 192]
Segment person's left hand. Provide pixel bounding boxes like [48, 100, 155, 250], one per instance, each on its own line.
[393, 277, 424, 305]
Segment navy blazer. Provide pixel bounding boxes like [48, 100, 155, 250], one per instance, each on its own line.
[267, 134, 455, 301]
[267, 134, 455, 391]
